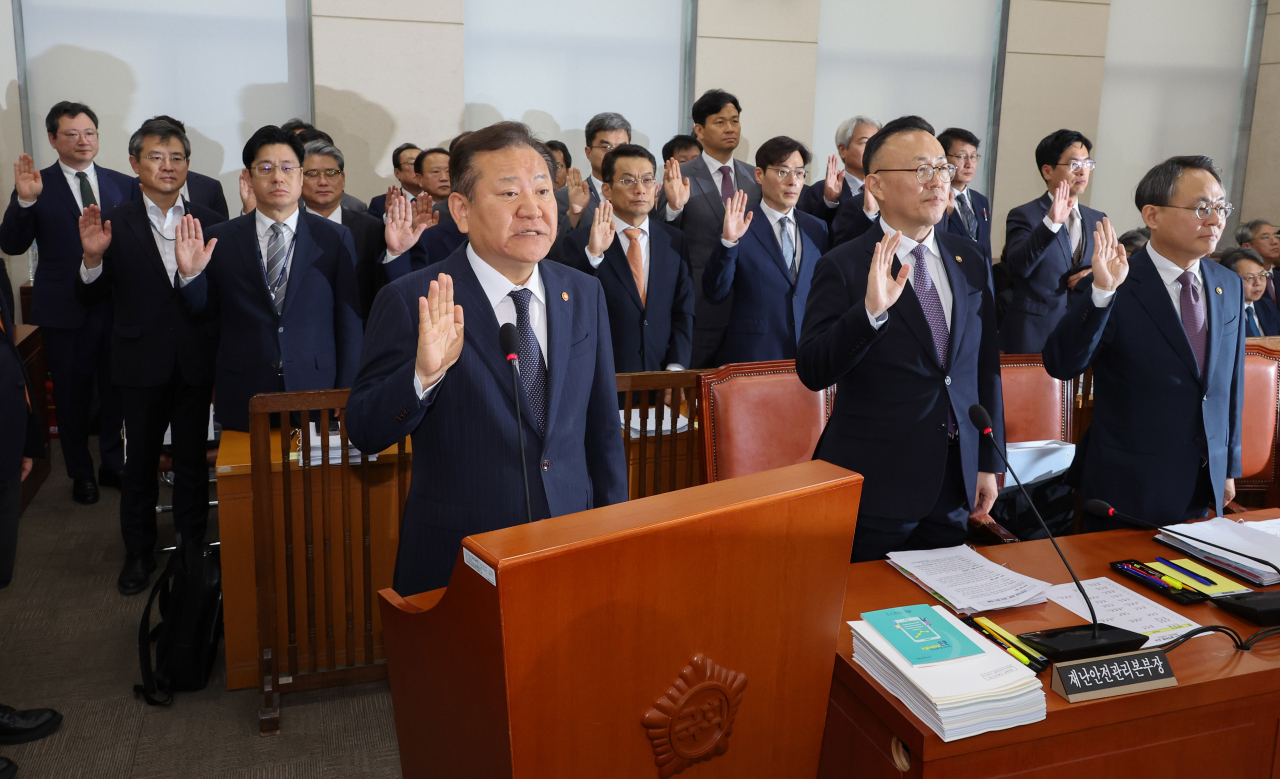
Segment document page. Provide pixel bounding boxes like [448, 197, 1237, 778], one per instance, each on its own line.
[1047, 578, 1200, 648]
[888, 546, 1050, 613]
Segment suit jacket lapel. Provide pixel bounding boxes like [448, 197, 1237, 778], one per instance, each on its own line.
[1129, 249, 1201, 379]
[95, 165, 124, 210]
[45, 165, 81, 219]
[935, 235, 969, 371]
[280, 214, 320, 319]
[236, 216, 277, 315]
[541, 260, 572, 440]
[869, 223, 939, 365]
[124, 200, 173, 286]
[1201, 263, 1225, 389]
[745, 206, 790, 283]
[603, 237, 643, 310]
[688, 157, 726, 221]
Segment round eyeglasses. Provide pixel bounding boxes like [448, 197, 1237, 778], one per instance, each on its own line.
[873, 164, 957, 185]
[1055, 158, 1096, 174]
[1165, 202, 1234, 220]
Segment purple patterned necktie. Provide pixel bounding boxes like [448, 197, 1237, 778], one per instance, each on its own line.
[911, 243, 949, 366]
[1179, 270, 1207, 376]
[719, 165, 734, 203]
[508, 289, 548, 434]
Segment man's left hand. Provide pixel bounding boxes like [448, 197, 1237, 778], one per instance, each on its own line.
[971, 472, 999, 518]
[1225, 477, 1236, 508]
[20, 457, 32, 482]
[822, 154, 845, 203]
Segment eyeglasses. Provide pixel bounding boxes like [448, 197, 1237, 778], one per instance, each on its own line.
[947, 153, 982, 164]
[251, 163, 300, 177]
[1055, 158, 1096, 173]
[58, 130, 98, 141]
[1165, 202, 1234, 220]
[874, 163, 957, 185]
[766, 166, 808, 182]
[1241, 271, 1273, 283]
[591, 143, 617, 153]
[143, 153, 187, 165]
[303, 168, 344, 179]
[612, 176, 656, 189]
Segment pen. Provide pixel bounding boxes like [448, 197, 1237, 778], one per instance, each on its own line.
[975, 617, 1049, 663]
[965, 618, 1045, 672]
[1155, 557, 1214, 586]
[1117, 563, 1170, 589]
[1157, 575, 1186, 590]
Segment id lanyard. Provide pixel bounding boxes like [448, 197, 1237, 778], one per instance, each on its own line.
[256, 227, 298, 305]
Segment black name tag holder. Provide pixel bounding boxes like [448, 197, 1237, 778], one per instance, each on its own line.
[1050, 649, 1177, 703]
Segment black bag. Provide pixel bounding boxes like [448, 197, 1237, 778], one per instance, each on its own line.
[134, 542, 224, 706]
[988, 471, 1077, 540]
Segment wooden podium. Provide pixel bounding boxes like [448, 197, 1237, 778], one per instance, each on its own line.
[379, 461, 862, 778]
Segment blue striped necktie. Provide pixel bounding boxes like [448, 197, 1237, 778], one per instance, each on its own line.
[265, 222, 291, 314]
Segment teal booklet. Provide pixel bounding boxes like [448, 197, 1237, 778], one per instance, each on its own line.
[860, 605, 984, 665]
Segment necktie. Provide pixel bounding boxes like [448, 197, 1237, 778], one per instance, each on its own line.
[265, 222, 291, 315]
[956, 192, 978, 241]
[623, 228, 645, 306]
[1178, 270, 1207, 376]
[718, 165, 734, 203]
[779, 216, 797, 283]
[508, 289, 548, 434]
[1247, 306, 1262, 337]
[76, 171, 96, 208]
[0, 315, 31, 412]
[910, 243, 957, 435]
[1068, 208, 1084, 267]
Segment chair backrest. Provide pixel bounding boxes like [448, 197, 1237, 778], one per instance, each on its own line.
[999, 354, 1073, 443]
[698, 360, 833, 482]
[615, 370, 706, 498]
[1240, 346, 1280, 481]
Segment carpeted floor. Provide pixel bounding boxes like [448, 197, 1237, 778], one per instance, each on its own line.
[0, 441, 402, 778]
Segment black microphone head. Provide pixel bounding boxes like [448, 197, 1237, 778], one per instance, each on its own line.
[967, 404, 993, 433]
[499, 323, 520, 361]
[1084, 499, 1114, 517]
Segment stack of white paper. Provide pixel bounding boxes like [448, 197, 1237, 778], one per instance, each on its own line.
[1155, 518, 1280, 586]
[850, 606, 1046, 742]
[294, 430, 375, 467]
[618, 407, 688, 439]
[887, 545, 1051, 614]
[1006, 440, 1075, 484]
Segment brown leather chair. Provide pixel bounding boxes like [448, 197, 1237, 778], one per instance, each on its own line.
[999, 354, 1073, 444]
[1231, 344, 1280, 510]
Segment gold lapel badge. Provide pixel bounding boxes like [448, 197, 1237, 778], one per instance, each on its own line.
[562, 292, 569, 301]
[1216, 287, 1223, 294]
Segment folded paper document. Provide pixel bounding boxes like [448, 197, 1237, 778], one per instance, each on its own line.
[887, 545, 1050, 614]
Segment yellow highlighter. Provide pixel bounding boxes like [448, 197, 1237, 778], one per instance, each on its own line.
[1158, 575, 1185, 590]
[974, 616, 1049, 664]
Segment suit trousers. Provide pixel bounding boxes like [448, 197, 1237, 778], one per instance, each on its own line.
[1082, 459, 1216, 533]
[0, 475, 19, 587]
[850, 438, 970, 562]
[41, 308, 124, 481]
[119, 372, 213, 558]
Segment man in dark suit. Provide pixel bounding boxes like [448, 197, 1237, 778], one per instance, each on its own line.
[554, 112, 631, 241]
[1001, 129, 1106, 354]
[367, 143, 423, 221]
[76, 118, 224, 594]
[704, 136, 829, 365]
[0, 263, 45, 590]
[546, 140, 571, 190]
[799, 115, 879, 228]
[797, 115, 1003, 562]
[347, 122, 627, 596]
[128, 116, 229, 220]
[1221, 247, 1280, 336]
[563, 143, 693, 373]
[655, 89, 762, 367]
[1044, 156, 1243, 526]
[415, 146, 451, 210]
[300, 139, 387, 321]
[661, 135, 701, 165]
[1237, 219, 1280, 306]
[174, 126, 363, 433]
[937, 127, 992, 257]
[0, 101, 131, 504]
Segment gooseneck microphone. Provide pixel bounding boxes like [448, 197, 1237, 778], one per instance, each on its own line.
[500, 323, 534, 525]
[969, 404, 1147, 660]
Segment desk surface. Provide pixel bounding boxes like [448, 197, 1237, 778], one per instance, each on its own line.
[835, 509, 1280, 762]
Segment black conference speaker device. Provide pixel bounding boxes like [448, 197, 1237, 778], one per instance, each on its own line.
[1086, 499, 1280, 627]
[499, 323, 535, 526]
[968, 405, 1147, 661]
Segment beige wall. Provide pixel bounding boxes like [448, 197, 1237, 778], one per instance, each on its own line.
[1, 8, 24, 321]
[990, 0, 1111, 258]
[1241, 5, 1280, 226]
[311, 0, 465, 205]
[693, 0, 820, 163]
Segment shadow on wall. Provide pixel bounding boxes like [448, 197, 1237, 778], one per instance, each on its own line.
[181, 123, 228, 211]
[27, 45, 136, 172]
[314, 84, 396, 204]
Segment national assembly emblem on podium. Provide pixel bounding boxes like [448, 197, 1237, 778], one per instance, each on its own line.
[642, 653, 748, 777]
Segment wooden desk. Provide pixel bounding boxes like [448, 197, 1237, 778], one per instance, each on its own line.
[15, 324, 49, 513]
[216, 430, 410, 690]
[818, 509, 1280, 777]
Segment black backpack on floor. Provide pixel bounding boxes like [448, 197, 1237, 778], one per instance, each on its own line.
[134, 542, 224, 706]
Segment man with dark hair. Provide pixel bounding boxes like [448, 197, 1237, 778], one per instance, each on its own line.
[661, 134, 702, 164]
[1118, 228, 1148, 257]
[656, 89, 762, 367]
[347, 121, 627, 596]
[75, 117, 225, 594]
[561, 143, 694, 375]
[128, 115, 228, 219]
[173, 125, 363, 433]
[281, 118, 314, 135]
[800, 115, 879, 231]
[937, 127, 991, 256]
[1221, 247, 1280, 336]
[1001, 129, 1106, 354]
[0, 100, 133, 505]
[1044, 155, 1243, 527]
[797, 115, 1003, 561]
[413, 147, 451, 207]
[1236, 219, 1279, 305]
[368, 143, 424, 221]
[704, 136, 828, 364]
[556, 112, 632, 238]
[545, 140, 571, 190]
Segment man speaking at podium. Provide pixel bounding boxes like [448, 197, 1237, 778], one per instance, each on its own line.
[347, 122, 628, 596]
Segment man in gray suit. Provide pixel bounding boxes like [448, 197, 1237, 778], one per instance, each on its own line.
[554, 112, 632, 241]
[656, 89, 762, 367]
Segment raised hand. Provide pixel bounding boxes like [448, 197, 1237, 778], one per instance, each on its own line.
[822, 154, 845, 203]
[175, 214, 216, 277]
[14, 154, 42, 201]
[565, 168, 591, 228]
[586, 200, 616, 257]
[864, 230, 907, 319]
[721, 190, 754, 243]
[415, 273, 466, 389]
[238, 170, 256, 214]
[863, 186, 878, 217]
[78, 204, 112, 267]
[385, 191, 428, 255]
[1048, 180, 1072, 224]
[946, 187, 957, 216]
[1089, 216, 1128, 291]
[411, 195, 440, 231]
[663, 157, 690, 211]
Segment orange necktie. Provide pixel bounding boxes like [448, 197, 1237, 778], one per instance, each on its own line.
[623, 227, 645, 307]
[0, 316, 32, 411]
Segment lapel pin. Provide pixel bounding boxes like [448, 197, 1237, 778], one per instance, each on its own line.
[1216, 287, 1223, 294]
[955, 255, 963, 263]
[562, 292, 569, 301]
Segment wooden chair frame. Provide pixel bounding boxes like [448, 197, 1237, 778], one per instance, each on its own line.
[615, 370, 707, 498]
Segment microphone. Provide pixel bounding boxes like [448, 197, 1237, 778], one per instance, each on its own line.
[968, 404, 1146, 661]
[500, 324, 534, 525]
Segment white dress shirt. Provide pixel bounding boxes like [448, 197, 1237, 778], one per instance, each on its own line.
[305, 204, 342, 224]
[19, 160, 99, 209]
[252, 207, 301, 300]
[665, 152, 738, 220]
[1091, 241, 1203, 313]
[589, 176, 605, 203]
[720, 201, 801, 271]
[414, 245, 548, 399]
[79, 194, 188, 286]
[869, 217, 952, 330]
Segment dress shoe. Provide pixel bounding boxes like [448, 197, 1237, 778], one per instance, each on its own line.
[0, 756, 16, 779]
[97, 467, 124, 489]
[0, 703, 62, 745]
[71, 479, 99, 505]
[117, 556, 157, 596]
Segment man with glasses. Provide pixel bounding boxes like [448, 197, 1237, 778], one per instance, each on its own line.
[1045, 156, 1242, 527]
[75, 118, 225, 594]
[703, 136, 828, 365]
[555, 112, 631, 239]
[800, 115, 880, 232]
[938, 127, 991, 257]
[128, 115, 229, 220]
[172, 125, 362, 433]
[368, 143, 423, 221]
[1236, 219, 1280, 305]
[545, 140, 571, 190]
[0, 101, 134, 506]
[1221, 247, 1279, 336]
[561, 143, 694, 375]
[797, 115, 1003, 561]
[301, 140, 386, 321]
[1002, 129, 1107, 354]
